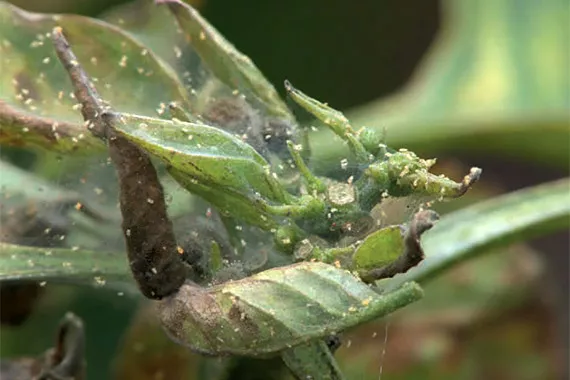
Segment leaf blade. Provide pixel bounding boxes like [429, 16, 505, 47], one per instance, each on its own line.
[158, 0, 294, 122]
[0, 242, 133, 291]
[158, 261, 423, 356]
[0, 2, 190, 153]
[383, 178, 570, 289]
[112, 113, 290, 209]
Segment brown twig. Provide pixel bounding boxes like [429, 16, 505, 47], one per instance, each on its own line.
[51, 27, 188, 299]
[360, 209, 439, 283]
[51, 27, 107, 137]
[454, 167, 482, 198]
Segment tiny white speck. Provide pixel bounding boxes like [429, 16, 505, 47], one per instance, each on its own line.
[119, 55, 128, 67]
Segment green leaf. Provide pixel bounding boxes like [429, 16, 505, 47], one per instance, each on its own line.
[0, 159, 76, 204]
[157, 261, 423, 356]
[3, 179, 564, 302]
[169, 167, 277, 230]
[0, 2, 190, 153]
[0, 242, 133, 291]
[284, 81, 482, 203]
[101, 0, 194, 82]
[0, 159, 120, 250]
[158, 0, 294, 122]
[383, 178, 570, 290]
[285, 80, 370, 163]
[281, 341, 345, 380]
[352, 226, 403, 271]
[111, 113, 291, 226]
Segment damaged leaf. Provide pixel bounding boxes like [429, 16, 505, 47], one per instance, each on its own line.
[51, 26, 190, 300]
[0, 312, 85, 380]
[158, 261, 423, 356]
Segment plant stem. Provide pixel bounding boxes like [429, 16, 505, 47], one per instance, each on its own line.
[52, 27, 188, 299]
[281, 341, 346, 380]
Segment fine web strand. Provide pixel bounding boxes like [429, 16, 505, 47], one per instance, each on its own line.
[378, 318, 390, 380]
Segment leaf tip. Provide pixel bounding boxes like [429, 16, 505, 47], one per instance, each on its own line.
[456, 166, 483, 197]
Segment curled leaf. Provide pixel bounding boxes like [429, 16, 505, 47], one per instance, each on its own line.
[384, 178, 570, 290]
[352, 226, 404, 271]
[284, 80, 482, 206]
[38, 312, 86, 380]
[285, 80, 370, 162]
[296, 209, 439, 284]
[111, 113, 290, 205]
[0, 312, 85, 380]
[365, 151, 482, 199]
[52, 27, 188, 299]
[158, 261, 423, 356]
[359, 209, 439, 283]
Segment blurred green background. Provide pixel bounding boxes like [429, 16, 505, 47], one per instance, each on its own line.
[1, 0, 568, 379]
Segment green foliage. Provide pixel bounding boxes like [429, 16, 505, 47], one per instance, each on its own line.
[0, 242, 130, 288]
[110, 113, 290, 225]
[352, 226, 403, 271]
[0, 2, 189, 153]
[158, 263, 422, 356]
[389, 177, 570, 287]
[0, 1, 567, 379]
[158, 0, 294, 122]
